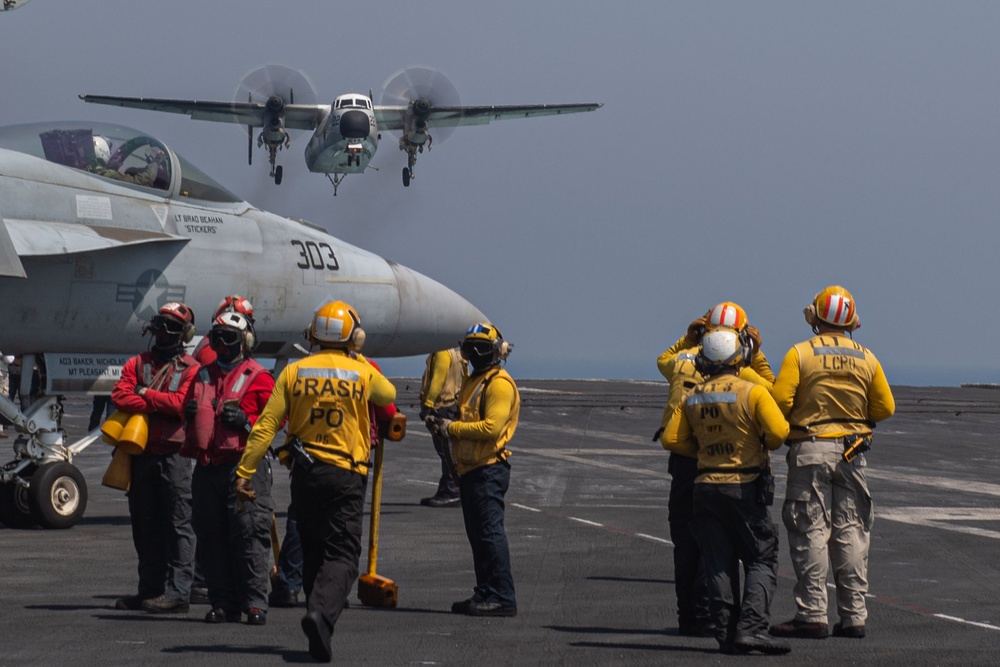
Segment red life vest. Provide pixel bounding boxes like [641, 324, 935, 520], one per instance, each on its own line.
[183, 358, 267, 463]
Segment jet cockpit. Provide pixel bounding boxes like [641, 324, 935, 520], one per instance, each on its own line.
[0, 121, 240, 203]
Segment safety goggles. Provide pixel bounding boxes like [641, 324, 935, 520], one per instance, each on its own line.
[149, 315, 185, 336]
[461, 340, 494, 358]
[209, 327, 242, 348]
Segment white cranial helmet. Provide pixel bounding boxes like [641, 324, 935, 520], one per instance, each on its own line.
[93, 136, 111, 164]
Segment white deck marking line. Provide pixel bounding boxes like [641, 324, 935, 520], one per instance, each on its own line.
[569, 517, 603, 527]
[636, 533, 673, 545]
[933, 614, 1000, 631]
[875, 507, 1000, 541]
[867, 469, 1000, 498]
[512, 503, 542, 513]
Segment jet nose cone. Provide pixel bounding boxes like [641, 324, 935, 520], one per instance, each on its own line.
[381, 262, 486, 356]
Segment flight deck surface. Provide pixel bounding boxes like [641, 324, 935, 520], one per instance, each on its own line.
[2, 380, 999, 666]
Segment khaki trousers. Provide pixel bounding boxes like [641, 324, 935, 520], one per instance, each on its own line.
[782, 439, 873, 627]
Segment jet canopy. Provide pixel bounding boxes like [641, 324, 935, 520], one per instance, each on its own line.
[0, 121, 241, 203]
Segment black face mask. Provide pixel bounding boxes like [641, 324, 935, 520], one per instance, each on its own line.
[215, 342, 243, 364]
[463, 340, 497, 373]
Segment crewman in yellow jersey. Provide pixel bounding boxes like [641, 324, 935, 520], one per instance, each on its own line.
[418, 347, 468, 507]
[768, 286, 894, 641]
[662, 328, 791, 655]
[655, 302, 774, 637]
[234, 301, 396, 663]
[427, 323, 519, 617]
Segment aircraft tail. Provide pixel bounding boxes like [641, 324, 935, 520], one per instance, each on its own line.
[0, 213, 27, 278]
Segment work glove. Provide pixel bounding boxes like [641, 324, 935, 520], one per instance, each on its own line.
[686, 315, 708, 345]
[183, 400, 199, 423]
[652, 427, 664, 442]
[221, 404, 251, 433]
[234, 476, 256, 510]
[436, 418, 453, 436]
[424, 415, 440, 435]
[135, 384, 148, 397]
[745, 325, 762, 357]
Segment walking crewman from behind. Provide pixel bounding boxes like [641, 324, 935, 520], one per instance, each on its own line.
[182, 311, 275, 626]
[662, 328, 791, 655]
[111, 302, 200, 615]
[418, 346, 468, 507]
[655, 301, 774, 637]
[768, 286, 894, 641]
[427, 323, 519, 617]
[234, 301, 396, 663]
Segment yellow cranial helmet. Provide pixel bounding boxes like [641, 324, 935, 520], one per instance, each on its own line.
[809, 285, 859, 329]
[461, 322, 509, 367]
[309, 300, 364, 347]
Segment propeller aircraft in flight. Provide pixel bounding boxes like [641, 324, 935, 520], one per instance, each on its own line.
[81, 65, 603, 195]
[0, 120, 486, 529]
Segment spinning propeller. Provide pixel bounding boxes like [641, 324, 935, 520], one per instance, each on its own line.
[378, 66, 461, 186]
[234, 65, 317, 184]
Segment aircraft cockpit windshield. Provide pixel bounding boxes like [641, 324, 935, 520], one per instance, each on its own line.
[0, 121, 241, 203]
[335, 96, 372, 110]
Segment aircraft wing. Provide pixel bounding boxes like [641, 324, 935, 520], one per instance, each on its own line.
[3, 218, 188, 258]
[79, 95, 329, 131]
[374, 102, 603, 132]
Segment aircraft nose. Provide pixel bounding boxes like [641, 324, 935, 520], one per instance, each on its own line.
[386, 261, 486, 355]
[339, 110, 371, 139]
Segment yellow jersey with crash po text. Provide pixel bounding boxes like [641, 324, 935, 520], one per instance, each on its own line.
[237, 349, 396, 479]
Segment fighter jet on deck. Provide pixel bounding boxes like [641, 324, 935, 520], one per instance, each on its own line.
[0, 120, 485, 528]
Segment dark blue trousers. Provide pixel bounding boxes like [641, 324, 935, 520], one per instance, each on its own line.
[459, 461, 516, 607]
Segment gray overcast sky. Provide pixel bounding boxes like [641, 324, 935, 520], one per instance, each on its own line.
[2, 2, 997, 385]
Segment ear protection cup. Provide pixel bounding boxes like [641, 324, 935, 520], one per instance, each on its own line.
[244, 328, 256, 351]
[181, 323, 195, 344]
[350, 327, 366, 351]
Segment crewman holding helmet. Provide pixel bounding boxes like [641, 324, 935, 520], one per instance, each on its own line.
[769, 286, 895, 640]
[182, 311, 275, 625]
[655, 301, 774, 636]
[111, 302, 200, 614]
[662, 328, 791, 655]
[429, 323, 519, 617]
[234, 301, 396, 663]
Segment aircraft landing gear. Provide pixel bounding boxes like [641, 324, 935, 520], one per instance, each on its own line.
[0, 392, 96, 529]
[399, 135, 430, 188]
[260, 132, 289, 185]
[29, 462, 87, 529]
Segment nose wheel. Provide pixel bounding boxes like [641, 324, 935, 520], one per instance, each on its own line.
[402, 167, 411, 187]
